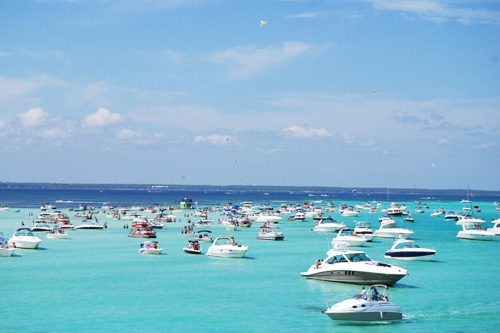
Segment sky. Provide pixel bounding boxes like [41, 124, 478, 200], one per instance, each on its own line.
[0, 0, 499, 190]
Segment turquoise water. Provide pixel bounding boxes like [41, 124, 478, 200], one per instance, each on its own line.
[1, 200, 499, 333]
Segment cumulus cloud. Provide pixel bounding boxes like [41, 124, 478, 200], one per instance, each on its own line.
[209, 41, 320, 79]
[83, 108, 123, 128]
[282, 125, 332, 139]
[194, 133, 232, 145]
[18, 107, 49, 127]
[117, 128, 142, 140]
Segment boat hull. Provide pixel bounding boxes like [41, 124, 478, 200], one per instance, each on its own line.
[183, 248, 202, 255]
[300, 270, 405, 286]
[47, 233, 69, 240]
[325, 310, 402, 322]
[139, 248, 162, 255]
[0, 247, 15, 257]
[8, 237, 42, 249]
[384, 250, 435, 260]
[457, 231, 495, 241]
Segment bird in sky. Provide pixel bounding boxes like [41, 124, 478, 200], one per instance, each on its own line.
[259, 20, 268, 28]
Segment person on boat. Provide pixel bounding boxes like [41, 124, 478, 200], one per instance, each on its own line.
[230, 235, 236, 245]
[315, 259, 322, 268]
[371, 286, 379, 301]
[360, 287, 367, 300]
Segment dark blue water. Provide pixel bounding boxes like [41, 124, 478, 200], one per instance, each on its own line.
[0, 183, 498, 208]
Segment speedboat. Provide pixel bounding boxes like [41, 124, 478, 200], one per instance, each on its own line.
[340, 207, 360, 217]
[251, 213, 282, 224]
[139, 240, 162, 255]
[313, 219, 346, 233]
[386, 204, 405, 216]
[332, 228, 366, 247]
[206, 237, 248, 258]
[457, 223, 495, 241]
[288, 212, 306, 221]
[323, 285, 402, 323]
[455, 215, 485, 226]
[431, 208, 445, 217]
[384, 237, 436, 260]
[8, 228, 42, 249]
[374, 221, 414, 239]
[46, 227, 69, 240]
[353, 221, 373, 242]
[257, 224, 284, 240]
[183, 240, 202, 254]
[487, 219, 500, 236]
[194, 230, 213, 243]
[74, 222, 105, 230]
[31, 222, 53, 232]
[0, 233, 16, 257]
[300, 245, 408, 285]
[129, 226, 157, 238]
[444, 211, 459, 220]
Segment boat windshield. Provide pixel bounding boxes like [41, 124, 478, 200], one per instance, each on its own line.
[338, 229, 353, 236]
[344, 252, 372, 262]
[394, 241, 416, 249]
[16, 229, 34, 236]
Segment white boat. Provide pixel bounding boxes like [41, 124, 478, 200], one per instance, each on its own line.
[0, 204, 9, 212]
[455, 215, 485, 226]
[8, 228, 42, 249]
[332, 228, 366, 247]
[183, 240, 202, 254]
[487, 219, 500, 236]
[46, 227, 69, 240]
[353, 221, 373, 241]
[323, 285, 402, 323]
[457, 223, 495, 241]
[0, 233, 16, 257]
[384, 237, 436, 260]
[74, 222, 105, 230]
[251, 213, 282, 224]
[257, 225, 284, 240]
[288, 212, 306, 221]
[300, 245, 408, 285]
[313, 219, 346, 233]
[194, 230, 213, 243]
[31, 222, 53, 232]
[444, 211, 459, 220]
[340, 207, 360, 217]
[139, 240, 162, 255]
[374, 221, 414, 239]
[206, 237, 248, 258]
[431, 209, 445, 217]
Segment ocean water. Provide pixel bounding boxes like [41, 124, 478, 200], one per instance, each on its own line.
[1, 185, 500, 333]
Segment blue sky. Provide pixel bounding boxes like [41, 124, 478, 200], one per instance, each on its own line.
[0, 0, 499, 189]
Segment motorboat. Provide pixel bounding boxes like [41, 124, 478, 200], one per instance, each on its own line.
[332, 228, 366, 247]
[129, 226, 156, 238]
[139, 240, 162, 255]
[384, 237, 436, 260]
[206, 237, 248, 258]
[194, 230, 213, 243]
[222, 219, 238, 231]
[353, 221, 373, 242]
[150, 221, 165, 229]
[340, 207, 360, 217]
[250, 213, 282, 224]
[0, 204, 9, 212]
[31, 222, 53, 232]
[313, 219, 346, 233]
[455, 215, 485, 226]
[195, 219, 214, 227]
[300, 244, 408, 285]
[404, 216, 415, 223]
[288, 212, 306, 221]
[257, 224, 284, 240]
[487, 219, 500, 236]
[183, 240, 202, 254]
[46, 227, 69, 240]
[74, 222, 105, 230]
[444, 211, 459, 220]
[431, 208, 445, 217]
[0, 233, 16, 257]
[457, 223, 495, 241]
[374, 221, 414, 239]
[323, 285, 402, 323]
[8, 228, 42, 249]
[386, 204, 406, 216]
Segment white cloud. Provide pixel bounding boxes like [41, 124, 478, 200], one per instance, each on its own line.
[287, 12, 321, 19]
[282, 125, 332, 139]
[369, 0, 500, 25]
[117, 128, 142, 140]
[83, 108, 123, 128]
[40, 127, 67, 138]
[18, 107, 49, 127]
[209, 41, 320, 79]
[437, 138, 449, 144]
[0, 76, 54, 103]
[194, 133, 232, 145]
[77, 81, 112, 106]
